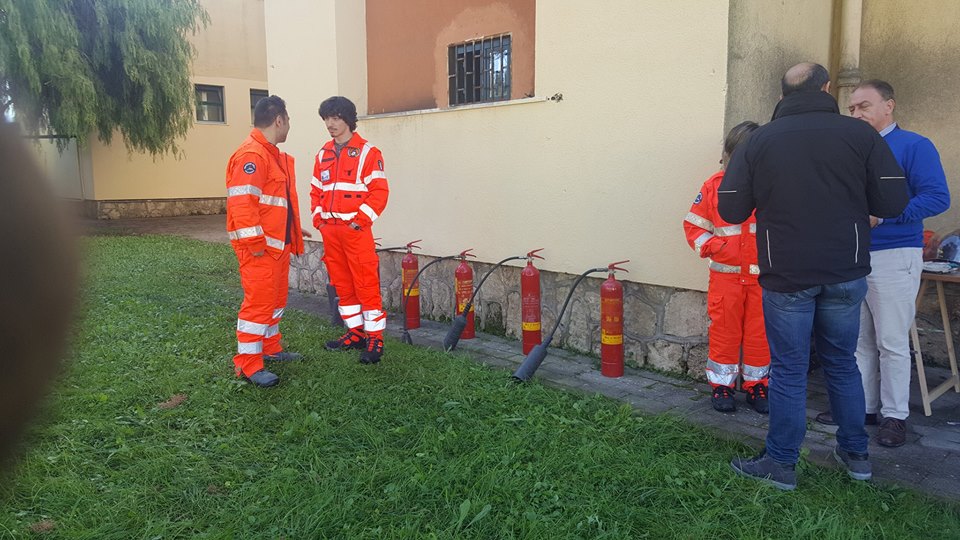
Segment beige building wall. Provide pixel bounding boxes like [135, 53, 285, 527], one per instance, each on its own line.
[860, 0, 959, 234]
[191, 0, 267, 80]
[725, 0, 835, 130]
[85, 0, 267, 202]
[267, 0, 731, 292]
[88, 75, 267, 200]
[30, 139, 84, 200]
[387, 0, 729, 292]
[263, 0, 349, 239]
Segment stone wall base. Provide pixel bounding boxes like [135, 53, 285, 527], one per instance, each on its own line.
[290, 242, 713, 380]
[83, 197, 227, 219]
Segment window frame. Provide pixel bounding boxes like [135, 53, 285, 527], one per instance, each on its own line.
[249, 89, 269, 125]
[195, 84, 225, 124]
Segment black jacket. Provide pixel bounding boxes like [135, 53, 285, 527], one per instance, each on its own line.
[717, 91, 908, 292]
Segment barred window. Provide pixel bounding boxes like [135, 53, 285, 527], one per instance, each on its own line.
[195, 85, 225, 123]
[250, 89, 268, 124]
[448, 34, 511, 106]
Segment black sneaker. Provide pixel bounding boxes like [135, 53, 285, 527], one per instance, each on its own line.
[731, 450, 797, 491]
[325, 329, 366, 351]
[712, 385, 736, 412]
[834, 446, 872, 481]
[746, 383, 769, 414]
[359, 337, 384, 365]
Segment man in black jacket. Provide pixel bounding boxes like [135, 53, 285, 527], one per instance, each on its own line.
[718, 62, 909, 490]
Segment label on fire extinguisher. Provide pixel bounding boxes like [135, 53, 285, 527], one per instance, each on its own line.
[522, 321, 541, 331]
[402, 269, 419, 296]
[601, 330, 623, 345]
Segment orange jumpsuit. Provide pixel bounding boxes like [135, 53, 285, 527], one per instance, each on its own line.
[683, 170, 769, 389]
[310, 132, 389, 338]
[226, 129, 304, 377]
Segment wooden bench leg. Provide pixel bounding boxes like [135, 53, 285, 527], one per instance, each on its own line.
[937, 281, 960, 394]
[911, 320, 933, 417]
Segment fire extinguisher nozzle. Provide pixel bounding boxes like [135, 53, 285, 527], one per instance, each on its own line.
[512, 343, 549, 382]
[443, 315, 469, 351]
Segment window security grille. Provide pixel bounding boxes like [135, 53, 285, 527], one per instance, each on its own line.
[448, 34, 511, 106]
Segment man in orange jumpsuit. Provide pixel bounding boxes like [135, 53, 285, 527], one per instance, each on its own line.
[683, 121, 770, 413]
[226, 95, 308, 387]
[311, 96, 389, 364]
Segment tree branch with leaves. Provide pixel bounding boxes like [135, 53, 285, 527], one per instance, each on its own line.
[0, 0, 208, 156]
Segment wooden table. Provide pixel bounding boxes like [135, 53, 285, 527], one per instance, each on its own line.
[910, 271, 960, 416]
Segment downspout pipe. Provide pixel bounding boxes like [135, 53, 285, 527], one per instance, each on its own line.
[835, 0, 863, 112]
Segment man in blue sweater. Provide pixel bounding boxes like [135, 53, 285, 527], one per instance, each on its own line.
[816, 80, 950, 447]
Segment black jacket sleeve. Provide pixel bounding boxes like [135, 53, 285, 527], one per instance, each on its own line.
[717, 144, 754, 224]
[865, 133, 909, 218]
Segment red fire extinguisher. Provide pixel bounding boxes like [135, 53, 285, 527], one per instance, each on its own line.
[454, 249, 476, 340]
[401, 240, 422, 330]
[600, 260, 629, 378]
[521, 249, 545, 354]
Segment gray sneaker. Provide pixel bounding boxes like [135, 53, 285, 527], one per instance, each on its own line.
[730, 451, 797, 491]
[244, 369, 279, 388]
[834, 446, 872, 481]
[264, 351, 302, 362]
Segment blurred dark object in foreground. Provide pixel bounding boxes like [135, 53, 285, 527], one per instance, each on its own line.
[0, 125, 78, 472]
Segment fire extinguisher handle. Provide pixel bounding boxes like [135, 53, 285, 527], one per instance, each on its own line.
[458, 248, 476, 259]
[406, 239, 423, 251]
[526, 248, 545, 260]
[607, 260, 630, 273]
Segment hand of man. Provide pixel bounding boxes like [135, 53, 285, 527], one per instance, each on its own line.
[302, 230, 313, 238]
[869, 216, 881, 228]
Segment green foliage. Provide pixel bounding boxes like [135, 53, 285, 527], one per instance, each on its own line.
[0, 0, 207, 155]
[0, 236, 958, 538]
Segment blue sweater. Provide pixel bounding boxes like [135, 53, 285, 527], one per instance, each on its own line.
[871, 126, 950, 251]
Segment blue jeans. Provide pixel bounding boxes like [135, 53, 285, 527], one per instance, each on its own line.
[762, 278, 869, 464]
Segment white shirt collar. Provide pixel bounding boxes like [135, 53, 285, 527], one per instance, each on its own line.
[879, 122, 898, 137]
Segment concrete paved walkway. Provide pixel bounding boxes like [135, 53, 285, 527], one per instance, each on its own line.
[88, 215, 960, 499]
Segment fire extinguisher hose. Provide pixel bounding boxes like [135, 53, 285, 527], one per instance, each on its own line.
[512, 260, 628, 382]
[443, 255, 527, 351]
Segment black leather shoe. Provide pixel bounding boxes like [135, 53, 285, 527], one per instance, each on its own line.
[815, 411, 878, 426]
[877, 417, 907, 447]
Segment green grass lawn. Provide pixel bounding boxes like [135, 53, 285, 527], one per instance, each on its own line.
[1, 235, 958, 539]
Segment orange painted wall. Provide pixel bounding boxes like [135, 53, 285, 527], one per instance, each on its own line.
[366, 0, 535, 114]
